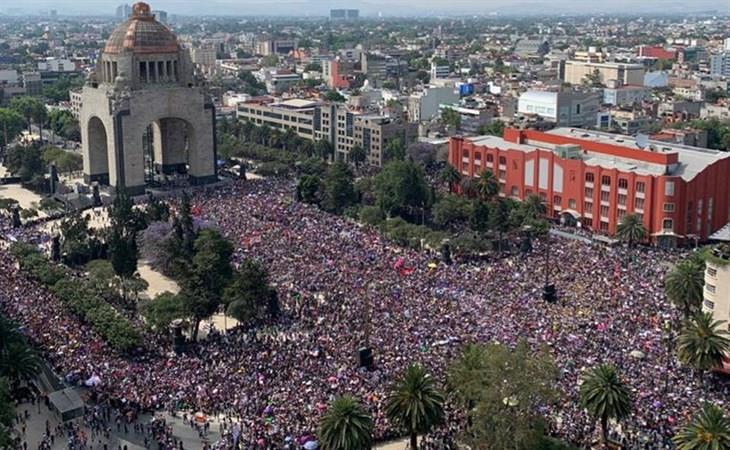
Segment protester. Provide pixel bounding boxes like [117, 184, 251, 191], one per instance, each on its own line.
[1, 178, 726, 449]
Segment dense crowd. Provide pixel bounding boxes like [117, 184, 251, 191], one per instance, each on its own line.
[1, 178, 728, 449]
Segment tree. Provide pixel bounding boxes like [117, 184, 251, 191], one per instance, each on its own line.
[10, 96, 46, 132]
[0, 108, 24, 150]
[384, 137, 406, 161]
[579, 364, 632, 448]
[260, 54, 279, 67]
[59, 211, 94, 265]
[108, 187, 143, 302]
[677, 312, 730, 380]
[432, 194, 471, 230]
[324, 90, 346, 103]
[477, 170, 499, 203]
[319, 396, 373, 450]
[315, 139, 334, 161]
[441, 107, 461, 130]
[615, 213, 646, 246]
[321, 161, 356, 214]
[439, 164, 462, 191]
[375, 160, 431, 220]
[0, 316, 39, 384]
[460, 177, 478, 199]
[477, 120, 505, 137]
[223, 259, 277, 324]
[672, 403, 730, 450]
[141, 292, 187, 332]
[4, 143, 45, 182]
[180, 229, 234, 340]
[349, 144, 367, 168]
[298, 175, 322, 204]
[447, 341, 558, 450]
[665, 259, 705, 320]
[385, 364, 444, 450]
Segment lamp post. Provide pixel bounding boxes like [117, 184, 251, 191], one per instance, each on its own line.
[662, 320, 673, 394]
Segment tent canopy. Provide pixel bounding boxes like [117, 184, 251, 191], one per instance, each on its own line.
[48, 388, 84, 421]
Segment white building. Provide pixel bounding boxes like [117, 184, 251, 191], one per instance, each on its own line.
[702, 227, 730, 336]
[430, 61, 450, 80]
[0, 69, 19, 84]
[408, 86, 459, 122]
[38, 58, 77, 72]
[517, 90, 600, 127]
[603, 85, 649, 106]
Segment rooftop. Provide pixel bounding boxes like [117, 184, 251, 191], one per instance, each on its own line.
[465, 127, 730, 181]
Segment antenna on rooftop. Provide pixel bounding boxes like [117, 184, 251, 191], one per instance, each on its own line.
[635, 133, 649, 149]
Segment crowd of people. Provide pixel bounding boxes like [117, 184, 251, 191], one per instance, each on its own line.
[1, 178, 728, 449]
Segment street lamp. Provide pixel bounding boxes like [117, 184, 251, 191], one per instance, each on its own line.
[662, 320, 673, 394]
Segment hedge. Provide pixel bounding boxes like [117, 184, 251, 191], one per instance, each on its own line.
[11, 243, 142, 352]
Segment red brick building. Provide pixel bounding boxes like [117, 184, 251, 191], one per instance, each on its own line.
[449, 128, 730, 245]
[637, 45, 678, 61]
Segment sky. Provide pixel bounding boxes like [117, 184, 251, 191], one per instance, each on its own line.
[3, 0, 728, 16]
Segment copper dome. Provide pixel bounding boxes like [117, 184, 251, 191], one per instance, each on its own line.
[104, 2, 179, 55]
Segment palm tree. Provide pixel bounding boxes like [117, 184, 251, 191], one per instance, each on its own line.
[673, 403, 730, 450]
[521, 193, 547, 222]
[439, 165, 461, 191]
[385, 364, 445, 450]
[477, 169, 499, 202]
[579, 364, 632, 448]
[665, 260, 705, 320]
[319, 395, 373, 450]
[0, 316, 39, 384]
[615, 213, 647, 246]
[460, 177, 478, 199]
[677, 312, 730, 382]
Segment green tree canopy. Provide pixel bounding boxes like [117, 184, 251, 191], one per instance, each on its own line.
[665, 259, 705, 320]
[385, 364, 445, 450]
[0, 108, 24, 149]
[321, 161, 356, 214]
[579, 364, 632, 447]
[223, 258, 277, 324]
[616, 213, 647, 246]
[375, 160, 431, 220]
[319, 395, 373, 450]
[672, 403, 730, 450]
[677, 312, 730, 376]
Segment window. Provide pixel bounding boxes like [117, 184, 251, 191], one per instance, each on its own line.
[663, 203, 675, 212]
[707, 267, 717, 277]
[584, 202, 593, 213]
[662, 219, 673, 230]
[499, 156, 507, 165]
[568, 199, 577, 209]
[600, 191, 610, 202]
[706, 284, 716, 294]
[600, 205, 609, 217]
[704, 299, 715, 310]
[635, 212, 643, 221]
[584, 187, 593, 198]
[618, 209, 627, 220]
[618, 178, 628, 189]
[635, 198, 644, 210]
[553, 195, 562, 205]
[486, 154, 494, 162]
[601, 175, 611, 186]
[539, 192, 547, 200]
[618, 194, 627, 206]
[665, 180, 675, 196]
[499, 170, 506, 179]
[708, 198, 713, 220]
[525, 189, 533, 195]
[600, 221, 609, 232]
[510, 186, 519, 196]
[463, 149, 469, 157]
[581, 217, 593, 228]
[585, 173, 594, 183]
[636, 181, 645, 193]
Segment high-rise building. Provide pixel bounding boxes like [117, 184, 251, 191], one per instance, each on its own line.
[450, 127, 730, 245]
[430, 61, 450, 80]
[330, 9, 359, 20]
[710, 53, 730, 77]
[115, 3, 132, 19]
[254, 38, 297, 56]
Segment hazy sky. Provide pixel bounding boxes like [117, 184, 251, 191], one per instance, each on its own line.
[3, 0, 728, 16]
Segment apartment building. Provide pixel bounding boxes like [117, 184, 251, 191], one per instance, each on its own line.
[702, 231, 730, 333]
[449, 127, 730, 246]
[517, 90, 600, 127]
[237, 98, 416, 166]
[563, 60, 645, 86]
[710, 53, 730, 77]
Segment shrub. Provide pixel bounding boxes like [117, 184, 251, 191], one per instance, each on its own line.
[360, 206, 385, 226]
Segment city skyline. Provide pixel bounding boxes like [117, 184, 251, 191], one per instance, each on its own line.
[2, 0, 728, 17]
